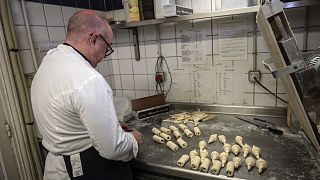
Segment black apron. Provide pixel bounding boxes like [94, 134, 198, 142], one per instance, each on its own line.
[63, 147, 133, 180]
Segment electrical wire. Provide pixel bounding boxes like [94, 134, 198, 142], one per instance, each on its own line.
[254, 77, 288, 104]
[155, 56, 162, 95]
[155, 56, 172, 98]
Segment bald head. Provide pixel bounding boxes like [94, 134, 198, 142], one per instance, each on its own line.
[64, 10, 113, 67]
[66, 10, 111, 42]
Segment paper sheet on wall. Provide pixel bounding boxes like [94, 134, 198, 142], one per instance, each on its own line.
[191, 66, 215, 103]
[167, 67, 215, 103]
[215, 64, 250, 105]
[218, 20, 247, 61]
[181, 30, 207, 64]
[166, 68, 193, 102]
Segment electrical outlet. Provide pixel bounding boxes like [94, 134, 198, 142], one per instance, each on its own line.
[155, 72, 165, 83]
[248, 71, 261, 82]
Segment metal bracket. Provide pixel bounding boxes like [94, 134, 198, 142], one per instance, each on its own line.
[273, 60, 305, 78]
[262, 37, 307, 78]
[131, 27, 140, 61]
[263, 59, 305, 78]
[5, 122, 12, 138]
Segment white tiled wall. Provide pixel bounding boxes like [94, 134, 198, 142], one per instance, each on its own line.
[108, 6, 320, 107]
[8, 0, 320, 107]
[9, 0, 113, 78]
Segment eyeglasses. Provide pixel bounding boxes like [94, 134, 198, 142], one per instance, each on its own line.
[99, 35, 114, 57]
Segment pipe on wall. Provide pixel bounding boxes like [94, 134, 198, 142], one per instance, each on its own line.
[0, 0, 43, 179]
[20, 0, 39, 70]
[0, 15, 31, 180]
[10, 0, 44, 173]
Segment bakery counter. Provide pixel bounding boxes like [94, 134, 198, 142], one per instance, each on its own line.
[127, 112, 320, 180]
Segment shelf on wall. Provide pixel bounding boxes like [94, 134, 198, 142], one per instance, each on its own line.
[109, 0, 320, 30]
[110, 6, 261, 30]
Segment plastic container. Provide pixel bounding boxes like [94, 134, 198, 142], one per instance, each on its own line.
[220, 0, 251, 10]
[122, 0, 140, 22]
[154, 0, 173, 18]
[113, 96, 133, 122]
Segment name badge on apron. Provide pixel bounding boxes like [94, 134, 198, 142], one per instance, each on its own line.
[70, 153, 83, 177]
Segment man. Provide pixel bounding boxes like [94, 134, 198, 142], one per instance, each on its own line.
[31, 10, 143, 180]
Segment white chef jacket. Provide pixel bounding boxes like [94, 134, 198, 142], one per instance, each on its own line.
[31, 44, 138, 180]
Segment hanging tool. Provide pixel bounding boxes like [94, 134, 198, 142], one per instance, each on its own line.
[235, 116, 283, 135]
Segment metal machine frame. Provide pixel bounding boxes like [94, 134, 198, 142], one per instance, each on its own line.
[256, 0, 320, 150]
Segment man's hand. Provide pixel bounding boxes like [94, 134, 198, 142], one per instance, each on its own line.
[119, 121, 130, 132]
[131, 131, 143, 145]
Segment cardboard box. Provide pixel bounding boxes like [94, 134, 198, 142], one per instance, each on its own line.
[163, 4, 193, 17]
[139, 0, 155, 20]
[122, 0, 140, 22]
[154, 0, 193, 18]
[176, 0, 192, 8]
[131, 94, 165, 111]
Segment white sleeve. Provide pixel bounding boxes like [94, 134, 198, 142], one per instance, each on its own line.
[75, 75, 138, 161]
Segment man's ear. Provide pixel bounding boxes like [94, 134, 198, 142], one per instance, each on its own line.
[90, 34, 98, 46]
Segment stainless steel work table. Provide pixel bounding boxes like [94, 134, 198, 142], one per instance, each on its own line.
[127, 111, 320, 180]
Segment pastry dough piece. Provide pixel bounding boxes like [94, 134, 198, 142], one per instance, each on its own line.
[169, 125, 179, 132]
[233, 157, 242, 169]
[208, 134, 218, 144]
[245, 157, 256, 171]
[252, 145, 261, 159]
[226, 161, 235, 177]
[153, 135, 165, 144]
[183, 128, 193, 137]
[160, 127, 171, 134]
[159, 132, 171, 141]
[198, 140, 207, 150]
[201, 114, 216, 122]
[256, 158, 267, 174]
[218, 135, 227, 144]
[235, 135, 244, 147]
[210, 151, 220, 163]
[199, 158, 210, 173]
[242, 144, 251, 158]
[210, 160, 222, 175]
[199, 149, 208, 163]
[170, 112, 191, 123]
[177, 155, 189, 167]
[177, 138, 187, 148]
[190, 156, 201, 170]
[219, 152, 228, 167]
[190, 150, 198, 161]
[152, 127, 161, 135]
[194, 126, 201, 136]
[231, 144, 241, 156]
[179, 123, 188, 130]
[173, 130, 182, 139]
[192, 111, 208, 122]
[223, 143, 231, 154]
[166, 141, 179, 151]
